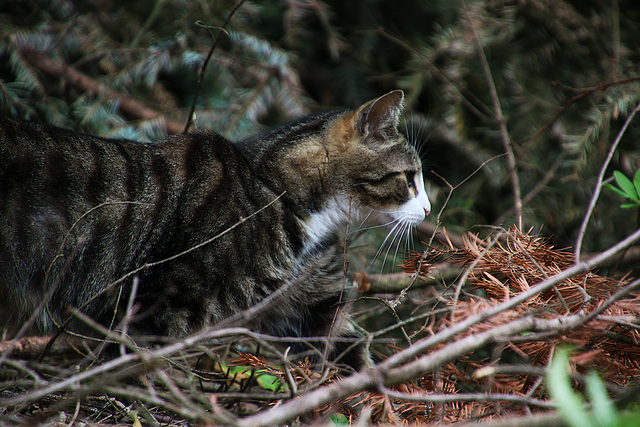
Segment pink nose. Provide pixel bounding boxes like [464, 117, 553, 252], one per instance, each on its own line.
[424, 207, 431, 216]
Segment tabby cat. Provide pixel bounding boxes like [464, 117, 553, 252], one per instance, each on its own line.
[0, 90, 430, 369]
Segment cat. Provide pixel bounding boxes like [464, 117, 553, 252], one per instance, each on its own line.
[0, 90, 430, 369]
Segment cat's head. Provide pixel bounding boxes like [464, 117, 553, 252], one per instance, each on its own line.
[303, 90, 431, 245]
[325, 90, 430, 221]
[239, 90, 431, 248]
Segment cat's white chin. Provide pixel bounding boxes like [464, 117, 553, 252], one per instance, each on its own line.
[303, 196, 354, 251]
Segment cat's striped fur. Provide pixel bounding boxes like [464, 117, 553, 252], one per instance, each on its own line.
[0, 90, 430, 368]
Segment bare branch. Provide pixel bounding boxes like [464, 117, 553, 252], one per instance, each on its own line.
[574, 100, 640, 260]
[461, 1, 522, 227]
[238, 315, 582, 426]
[183, 0, 248, 133]
[236, 227, 640, 426]
[379, 386, 554, 408]
[23, 53, 184, 134]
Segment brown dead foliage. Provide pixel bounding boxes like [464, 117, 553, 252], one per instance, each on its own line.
[386, 225, 640, 423]
[227, 226, 639, 424]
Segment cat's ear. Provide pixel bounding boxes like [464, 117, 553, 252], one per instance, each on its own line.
[356, 90, 405, 138]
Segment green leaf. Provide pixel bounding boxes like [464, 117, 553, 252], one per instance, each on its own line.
[547, 348, 594, 427]
[634, 170, 640, 199]
[330, 413, 349, 425]
[605, 182, 632, 199]
[613, 171, 639, 200]
[255, 371, 286, 392]
[617, 411, 640, 427]
[585, 371, 618, 426]
[621, 203, 639, 209]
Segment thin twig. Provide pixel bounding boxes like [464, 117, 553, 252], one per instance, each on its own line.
[496, 226, 571, 314]
[0, 201, 151, 366]
[461, 0, 522, 227]
[530, 77, 640, 143]
[0, 327, 283, 407]
[33, 192, 285, 364]
[426, 154, 505, 247]
[494, 151, 567, 225]
[379, 386, 554, 408]
[377, 27, 493, 121]
[237, 314, 585, 427]
[370, 305, 452, 339]
[235, 228, 640, 426]
[281, 347, 298, 398]
[387, 226, 640, 370]
[326, 196, 354, 361]
[474, 364, 626, 394]
[450, 231, 503, 323]
[184, 0, 248, 133]
[119, 278, 140, 356]
[574, 100, 640, 260]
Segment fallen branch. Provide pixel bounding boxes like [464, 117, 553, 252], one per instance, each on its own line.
[236, 227, 640, 426]
[238, 315, 584, 426]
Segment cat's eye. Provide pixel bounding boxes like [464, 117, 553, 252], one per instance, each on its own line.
[405, 171, 416, 190]
[367, 172, 400, 184]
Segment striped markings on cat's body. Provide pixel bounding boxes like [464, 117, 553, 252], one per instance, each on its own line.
[0, 90, 430, 369]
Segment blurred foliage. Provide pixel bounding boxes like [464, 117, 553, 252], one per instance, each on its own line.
[2, 0, 640, 258]
[548, 347, 640, 427]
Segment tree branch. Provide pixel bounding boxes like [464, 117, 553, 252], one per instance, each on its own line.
[23, 52, 185, 134]
[574, 100, 640, 260]
[183, 0, 248, 133]
[237, 315, 582, 426]
[461, 1, 522, 227]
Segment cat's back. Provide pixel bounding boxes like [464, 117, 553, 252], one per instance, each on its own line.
[0, 116, 245, 207]
[0, 117, 258, 331]
[0, 116, 158, 197]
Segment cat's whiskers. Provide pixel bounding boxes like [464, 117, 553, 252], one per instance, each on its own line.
[385, 222, 408, 275]
[349, 214, 396, 235]
[369, 218, 402, 273]
[404, 115, 437, 160]
[368, 213, 414, 276]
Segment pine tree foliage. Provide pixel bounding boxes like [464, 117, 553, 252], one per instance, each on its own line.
[383, 0, 640, 253]
[0, 0, 309, 140]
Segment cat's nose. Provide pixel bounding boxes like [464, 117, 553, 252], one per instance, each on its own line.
[424, 207, 431, 217]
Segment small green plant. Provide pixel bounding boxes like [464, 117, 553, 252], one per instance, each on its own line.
[213, 361, 287, 393]
[330, 413, 349, 425]
[547, 347, 640, 427]
[605, 170, 640, 208]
